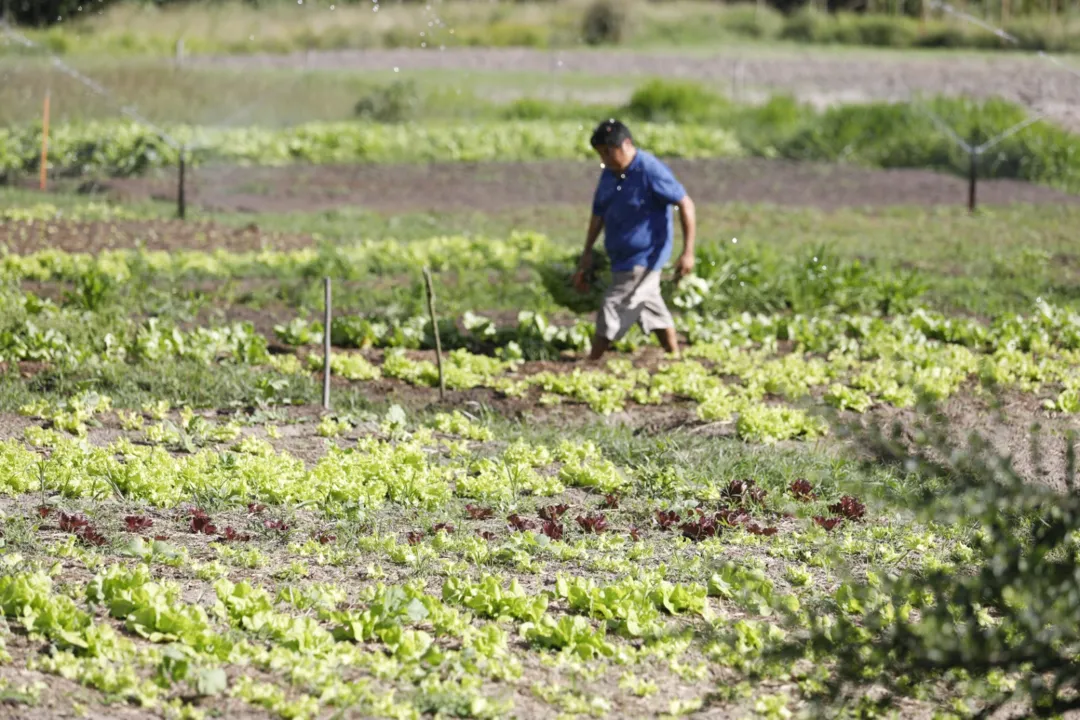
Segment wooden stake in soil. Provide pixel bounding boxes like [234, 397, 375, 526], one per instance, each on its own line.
[423, 267, 446, 402]
[323, 276, 332, 410]
[968, 146, 979, 213]
[177, 145, 187, 220]
[40, 91, 50, 192]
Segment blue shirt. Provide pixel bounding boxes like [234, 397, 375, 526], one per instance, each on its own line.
[591, 149, 687, 273]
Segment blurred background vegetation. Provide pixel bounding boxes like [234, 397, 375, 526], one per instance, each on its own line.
[7, 0, 1080, 54]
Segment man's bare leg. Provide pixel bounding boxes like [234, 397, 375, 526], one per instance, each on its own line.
[588, 335, 611, 362]
[655, 327, 679, 357]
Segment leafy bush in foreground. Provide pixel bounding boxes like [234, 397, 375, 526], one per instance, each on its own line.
[783, 403, 1080, 717]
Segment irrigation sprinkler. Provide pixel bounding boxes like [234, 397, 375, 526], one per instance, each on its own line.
[912, 100, 1046, 213]
[323, 277, 332, 411]
[1, 20, 182, 172]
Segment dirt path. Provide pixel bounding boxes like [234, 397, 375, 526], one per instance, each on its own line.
[191, 46, 1080, 129]
[102, 157, 1080, 214]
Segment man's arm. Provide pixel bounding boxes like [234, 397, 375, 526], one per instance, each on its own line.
[673, 194, 696, 281]
[645, 157, 695, 281]
[574, 214, 604, 292]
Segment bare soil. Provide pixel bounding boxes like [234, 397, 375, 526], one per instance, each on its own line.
[862, 385, 1080, 492]
[102, 157, 1080, 215]
[190, 46, 1080, 131]
[0, 218, 311, 255]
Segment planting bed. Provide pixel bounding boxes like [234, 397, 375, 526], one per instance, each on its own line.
[100, 158, 1080, 215]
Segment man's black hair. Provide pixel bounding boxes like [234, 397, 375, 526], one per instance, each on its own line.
[590, 119, 633, 148]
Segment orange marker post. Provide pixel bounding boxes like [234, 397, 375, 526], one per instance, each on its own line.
[40, 91, 50, 192]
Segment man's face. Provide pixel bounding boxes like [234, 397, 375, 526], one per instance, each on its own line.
[593, 139, 635, 173]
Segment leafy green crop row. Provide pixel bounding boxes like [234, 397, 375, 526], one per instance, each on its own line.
[7, 284, 1080, 443]
[5, 236, 1080, 439]
[3, 96, 1078, 193]
[0, 120, 742, 178]
[0, 231, 556, 284]
[294, 304, 1080, 427]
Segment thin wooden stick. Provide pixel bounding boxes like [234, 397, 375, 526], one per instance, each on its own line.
[177, 145, 187, 220]
[968, 147, 979, 214]
[40, 91, 50, 192]
[322, 277, 332, 410]
[423, 267, 446, 402]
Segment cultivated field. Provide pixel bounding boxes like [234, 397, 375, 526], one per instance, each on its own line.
[4, 3, 1080, 719]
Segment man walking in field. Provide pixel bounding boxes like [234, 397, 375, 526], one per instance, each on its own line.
[573, 119, 697, 361]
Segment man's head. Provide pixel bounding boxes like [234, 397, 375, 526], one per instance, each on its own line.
[590, 119, 636, 173]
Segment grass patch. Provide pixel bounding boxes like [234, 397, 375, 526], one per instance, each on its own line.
[0, 358, 318, 412]
[0, 60, 637, 127]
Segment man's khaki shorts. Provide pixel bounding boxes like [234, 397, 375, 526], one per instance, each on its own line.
[596, 266, 674, 342]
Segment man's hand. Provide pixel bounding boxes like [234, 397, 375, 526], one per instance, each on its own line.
[673, 196, 696, 286]
[674, 252, 695, 282]
[573, 250, 594, 293]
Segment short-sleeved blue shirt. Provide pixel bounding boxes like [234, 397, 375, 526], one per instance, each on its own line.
[591, 149, 687, 273]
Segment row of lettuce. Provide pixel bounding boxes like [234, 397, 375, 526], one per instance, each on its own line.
[5, 276, 1080, 440]
[2, 97, 1079, 192]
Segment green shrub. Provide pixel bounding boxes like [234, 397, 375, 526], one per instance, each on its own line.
[1001, 18, 1060, 52]
[779, 9, 836, 44]
[502, 98, 555, 121]
[380, 27, 415, 50]
[720, 5, 785, 40]
[582, 0, 631, 46]
[9, 0, 117, 27]
[353, 80, 420, 123]
[465, 21, 550, 48]
[836, 14, 920, 48]
[500, 97, 604, 122]
[913, 25, 971, 49]
[41, 28, 72, 55]
[733, 94, 807, 151]
[770, 96, 1080, 193]
[625, 79, 730, 124]
[784, 406, 1080, 717]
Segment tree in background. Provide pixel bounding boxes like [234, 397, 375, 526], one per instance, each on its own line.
[6, 0, 117, 27]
